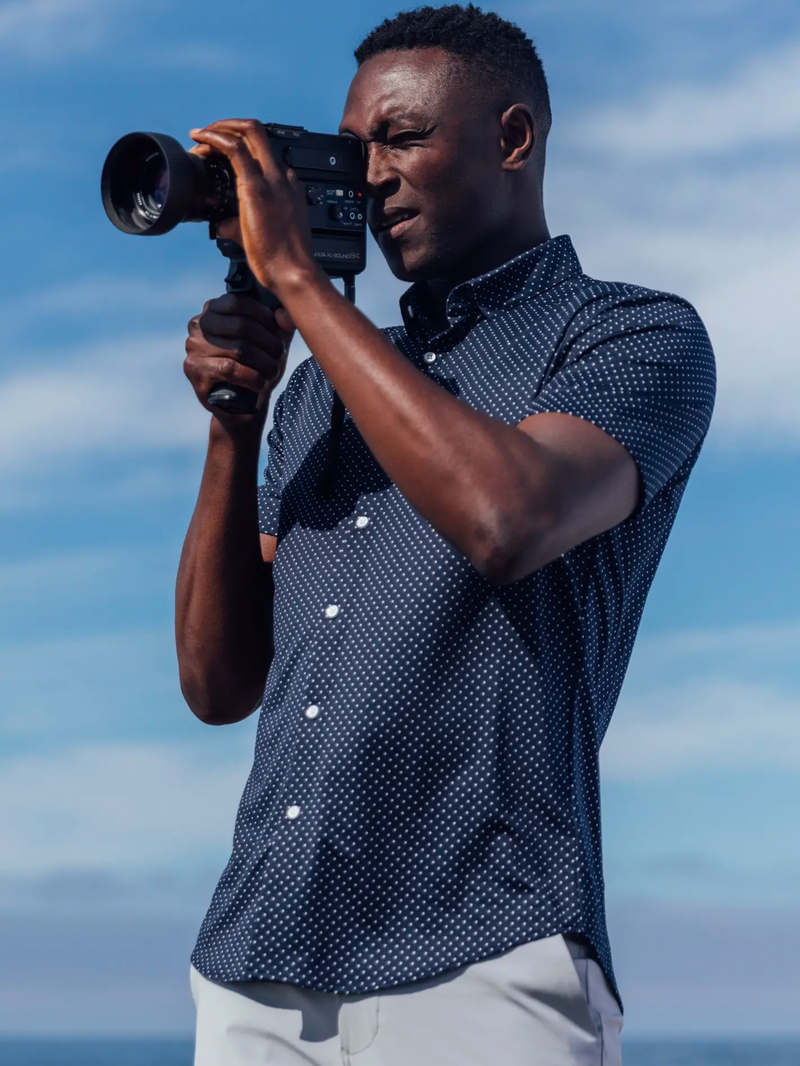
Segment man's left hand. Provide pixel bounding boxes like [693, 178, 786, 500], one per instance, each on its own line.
[190, 119, 322, 296]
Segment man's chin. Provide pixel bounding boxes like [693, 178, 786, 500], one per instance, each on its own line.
[378, 240, 450, 285]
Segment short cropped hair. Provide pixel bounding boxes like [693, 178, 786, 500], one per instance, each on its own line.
[354, 4, 552, 140]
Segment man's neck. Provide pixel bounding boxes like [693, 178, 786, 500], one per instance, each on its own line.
[422, 217, 551, 332]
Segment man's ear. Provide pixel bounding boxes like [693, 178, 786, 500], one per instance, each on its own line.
[500, 104, 536, 171]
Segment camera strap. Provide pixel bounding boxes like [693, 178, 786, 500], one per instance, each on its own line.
[316, 274, 356, 498]
[316, 391, 346, 498]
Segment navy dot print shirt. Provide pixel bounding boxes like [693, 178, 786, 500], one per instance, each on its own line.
[191, 235, 716, 1004]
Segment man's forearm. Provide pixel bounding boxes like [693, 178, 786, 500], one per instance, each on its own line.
[176, 419, 274, 724]
[278, 269, 558, 580]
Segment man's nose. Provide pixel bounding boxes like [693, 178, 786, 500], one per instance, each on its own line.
[365, 144, 400, 196]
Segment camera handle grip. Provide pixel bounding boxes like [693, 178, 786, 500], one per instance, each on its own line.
[207, 238, 280, 415]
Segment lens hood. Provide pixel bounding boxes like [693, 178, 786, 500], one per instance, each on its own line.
[101, 132, 205, 235]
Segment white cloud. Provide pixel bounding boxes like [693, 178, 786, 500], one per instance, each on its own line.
[607, 899, 800, 1035]
[0, 546, 159, 602]
[3, 273, 212, 324]
[611, 223, 800, 447]
[548, 150, 800, 446]
[601, 618, 800, 780]
[631, 618, 800, 665]
[0, 331, 205, 478]
[546, 34, 800, 446]
[144, 42, 245, 70]
[0, 0, 111, 58]
[0, 626, 190, 743]
[603, 678, 800, 780]
[0, 248, 407, 508]
[0, 741, 250, 875]
[569, 38, 800, 159]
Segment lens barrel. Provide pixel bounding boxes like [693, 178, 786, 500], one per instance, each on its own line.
[101, 132, 236, 235]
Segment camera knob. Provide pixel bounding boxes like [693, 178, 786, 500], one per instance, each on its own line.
[306, 186, 324, 206]
[328, 204, 345, 222]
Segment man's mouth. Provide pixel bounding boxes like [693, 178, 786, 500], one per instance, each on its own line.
[374, 209, 419, 239]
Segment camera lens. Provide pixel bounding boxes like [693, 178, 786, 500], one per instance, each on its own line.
[101, 131, 234, 236]
[134, 151, 170, 222]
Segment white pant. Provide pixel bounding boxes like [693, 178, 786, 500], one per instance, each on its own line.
[191, 934, 623, 1065]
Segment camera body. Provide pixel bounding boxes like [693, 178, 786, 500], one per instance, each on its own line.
[101, 123, 367, 279]
[269, 124, 367, 278]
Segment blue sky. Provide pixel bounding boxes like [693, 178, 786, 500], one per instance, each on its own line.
[1, 0, 799, 1038]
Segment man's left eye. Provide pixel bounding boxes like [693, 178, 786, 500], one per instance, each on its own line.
[391, 130, 430, 147]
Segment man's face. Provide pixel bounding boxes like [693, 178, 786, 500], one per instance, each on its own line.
[340, 48, 512, 284]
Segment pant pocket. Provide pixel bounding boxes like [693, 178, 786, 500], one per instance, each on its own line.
[339, 993, 380, 1057]
[549, 935, 602, 1042]
[580, 958, 623, 1066]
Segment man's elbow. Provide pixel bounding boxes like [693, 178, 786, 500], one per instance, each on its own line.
[471, 540, 541, 585]
[179, 675, 263, 726]
[468, 507, 559, 586]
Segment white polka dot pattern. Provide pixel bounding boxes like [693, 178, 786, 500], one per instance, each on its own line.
[191, 235, 716, 1006]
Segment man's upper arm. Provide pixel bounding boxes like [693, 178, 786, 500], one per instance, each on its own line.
[505, 291, 716, 577]
[514, 411, 640, 567]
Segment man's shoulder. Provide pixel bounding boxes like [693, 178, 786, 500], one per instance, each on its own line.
[554, 270, 712, 332]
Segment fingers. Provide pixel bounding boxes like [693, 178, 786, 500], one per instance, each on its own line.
[201, 293, 295, 339]
[184, 292, 293, 413]
[190, 119, 283, 187]
[186, 324, 284, 380]
[218, 294, 295, 341]
[192, 119, 283, 182]
[190, 126, 264, 186]
[184, 343, 268, 396]
[185, 331, 287, 395]
[184, 292, 294, 415]
[199, 309, 286, 358]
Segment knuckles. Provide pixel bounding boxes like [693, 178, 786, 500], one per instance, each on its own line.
[223, 315, 244, 336]
[217, 357, 239, 380]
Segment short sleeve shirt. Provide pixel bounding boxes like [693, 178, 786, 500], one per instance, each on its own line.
[191, 235, 716, 1004]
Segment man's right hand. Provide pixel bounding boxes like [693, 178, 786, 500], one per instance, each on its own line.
[184, 292, 294, 424]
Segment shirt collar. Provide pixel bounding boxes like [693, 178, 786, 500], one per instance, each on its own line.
[399, 235, 583, 337]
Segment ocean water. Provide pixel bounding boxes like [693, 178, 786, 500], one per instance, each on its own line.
[1, 1038, 800, 1065]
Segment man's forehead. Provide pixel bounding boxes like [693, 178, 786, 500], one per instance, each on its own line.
[340, 49, 455, 132]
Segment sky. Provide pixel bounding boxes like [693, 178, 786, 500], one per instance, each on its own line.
[1, 0, 799, 1039]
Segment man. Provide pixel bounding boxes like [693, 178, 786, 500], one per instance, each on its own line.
[177, 6, 716, 1064]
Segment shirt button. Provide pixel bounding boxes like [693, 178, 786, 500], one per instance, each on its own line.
[286, 805, 301, 820]
[423, 351, 437, 364]
[355, 515, 370, 529]
[304, 704, 320, 720]
[324, 604, 340, 619]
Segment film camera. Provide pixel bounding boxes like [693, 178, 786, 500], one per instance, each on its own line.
[101, 124, 367, 413]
